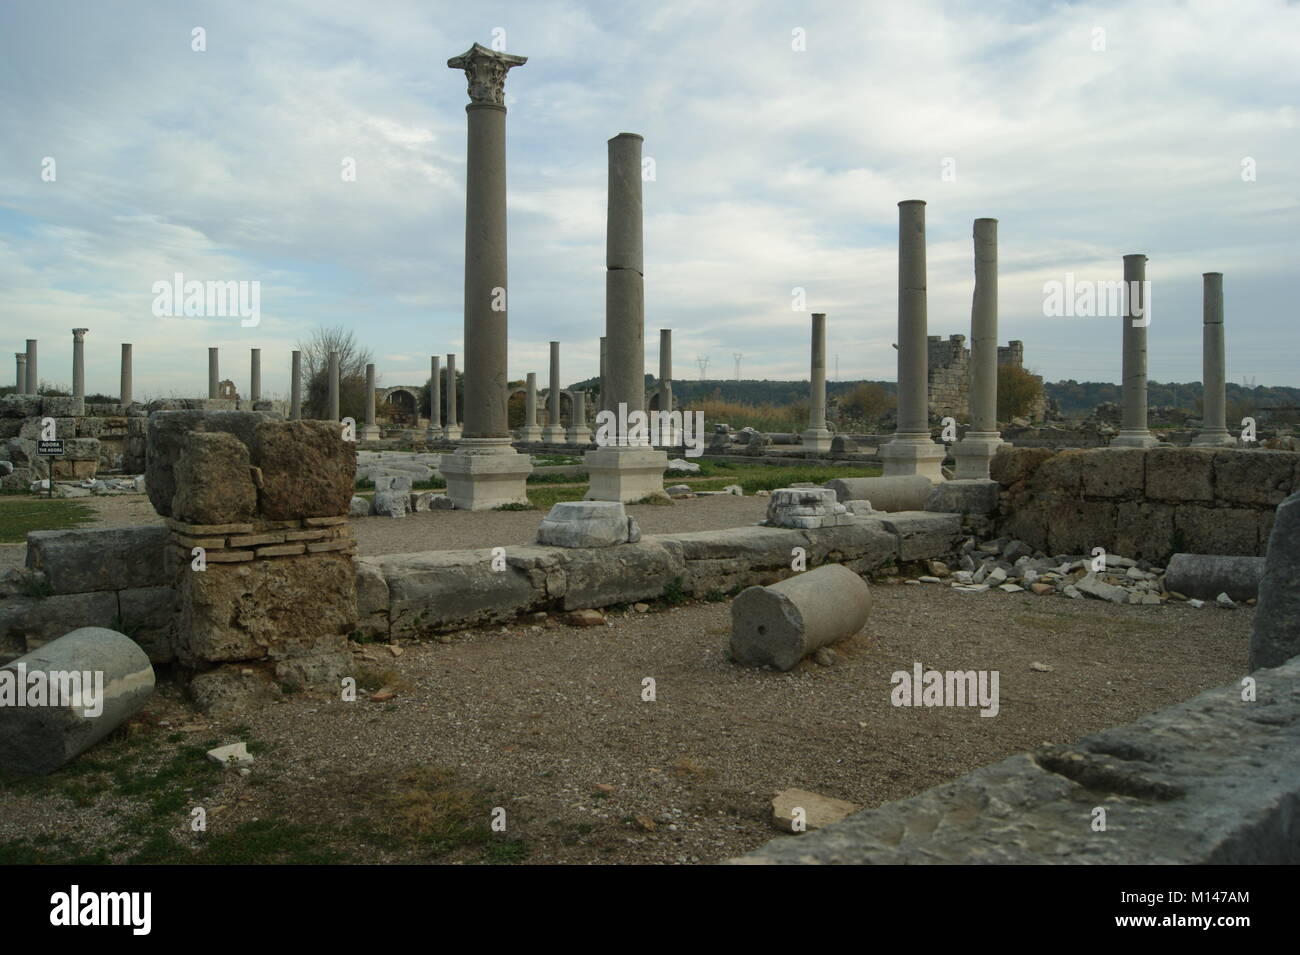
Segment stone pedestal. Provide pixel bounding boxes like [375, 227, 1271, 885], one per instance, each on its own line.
[801, 313, 832, 453]
[360, 362, 380, 439]
[519, 371, 542, 441]
[1192, 272, 1234, 447]
[441, 438, 532, 510]
[1112, 253, 1158, 448]
[585, 446, 668, 504]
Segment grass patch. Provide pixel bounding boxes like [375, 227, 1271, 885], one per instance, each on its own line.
[0, 499, 96, 543]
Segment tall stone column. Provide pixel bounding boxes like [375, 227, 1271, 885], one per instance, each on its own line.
[879, 200, 946, 481]
[25, 340, 37, 395]
[1112, 253, 1158, 447]
[801, 314, 832, 453]
[1192, 272, 1234, 447]
[360, 362, 380, 439]
[290, 350, 302, 420]
[586, 132, 667, 501]
[444, 354, 461, 440]
[207, 347, 219, 400]
[542, 341, 565, 442]
[119, 344, 133, 407]
[657, 328, 677, 445]
[250, 348, 262, 404]
[599, 336, 608, 414]
[327, 350, 340, 421]
[568, 390, 591, 445]
[426, 355, 442, 442]
[71, 329, 88, 399]
[519, 371, 541, 441]
[440, 42, 532, 509]
[952, 218, 1004, 479]
[16, 353, 27, 395]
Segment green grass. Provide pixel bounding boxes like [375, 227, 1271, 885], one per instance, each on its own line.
[0, 499, 96, 543]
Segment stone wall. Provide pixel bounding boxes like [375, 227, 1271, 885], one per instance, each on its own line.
[925, 336, 1045, 424]
[0, 394, 151, 487]
[992, 445, 1299, 561]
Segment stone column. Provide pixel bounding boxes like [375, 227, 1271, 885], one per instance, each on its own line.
[1111, 253, 1158, 447]
[599, 335, 608, 414]
[119, 344, 133, 407]
[440, 42, 532, 509]
[952, 218, 1004, 479]
[360, 362, 380, 439]
[290, 350, 302, 420]
[542, 341, 565, 442]
[207, 347, 219, 400]
[16, 353, 27, 395]
[327, 350, 340, 421]
[801, 314, 832, 453]
[249, 348, 262, 404]
[568, 390, 591, 445]
[586, 132, 667, 501]
[1192, 272, 1234, 447]
[25, 339, 37, 395]
[71, 329, 88, 399]
[444, 353, 461, 440]
[658, 328, 678, 445]
[879, 200, 946, 481]
[519, 371, 541, 441]
[426, 355, 442, 442]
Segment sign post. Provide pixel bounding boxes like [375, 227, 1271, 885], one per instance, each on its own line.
[37, 439, 64, 499]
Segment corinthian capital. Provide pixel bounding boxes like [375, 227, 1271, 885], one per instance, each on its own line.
[447, 42, 527, 107]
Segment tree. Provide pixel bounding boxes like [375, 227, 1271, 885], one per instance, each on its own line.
[840, 382, 894, 426]
[998, 364, 1044, 422]
[298, 326, 373, 422]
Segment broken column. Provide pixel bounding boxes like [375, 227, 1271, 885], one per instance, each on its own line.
[1192, 272, 1234, 447]
[290, 350, 302, 420]
[542, 341, 565, 442]
[519, 370, 542, 441]
[120, 343, 133, 407]
[878, 200, 945, 481]
[15, 353, 26, 394]
[207, 347, 219, 399]
[585, 132, 667, 502]
[0, 627, 155, 774]
[730, 565, 871, 671]
[568, 390, 591, 445]
[71, 328, 87, 399]
[952, 218, 1004, 479]
[360, 362, 380, 439]
[444, 353, 461, 440]
[536, 500, 639, 547]
[250, 348, 262, 403]
[439, 42, 533, 509]
[801, 313, 832, 453]
[327, 350, 340, 422]
[429, 355, 442, 435]
[25, 339, 37, 395]
[1111, 253, 1158, 447]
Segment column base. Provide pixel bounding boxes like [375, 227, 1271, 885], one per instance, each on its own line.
[1190, 429, 1236, 447]
[584, 446, 669, 503]
[443, 425, 462, 441]
[518, 426, 542, 442]
[440, 439, 532, 511]
[1110, 429, 1159, 448]
[358, 424, 381, 441]
[567, 427, 592, 446]
[878, 434, 947, 482]
[950, 432, 1004, 480]
[541, 427, 566, 444]
[800, 428, 833, 453]
[425, 428, 442, 444]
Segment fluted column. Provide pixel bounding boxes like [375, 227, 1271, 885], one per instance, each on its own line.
[1192, 272, 1234, 447]
[952, 217, 1004, 479]
[801, 314, 831, 452]
[1111, 253, 1158, 447]
[290, 350, 302, 419]
[119, 344, 132, 407]
[207, 347, 219, 399]
[71, 329, 88, 399]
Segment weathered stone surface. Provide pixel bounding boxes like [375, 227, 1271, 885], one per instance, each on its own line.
[730, 565, 870, 671]
[170, 431, 256, 525]
[145, 410, 274, 517]
[1046, 501, 1116, 556]
[349, 495, 371, 517]
[1173, 505, 1257, 556]
[923, 479, 999, 515]
[354, 559, 391, 640]
[117, 585, 178, 663]
[1112, 501, 1175, 561]
[1027, 449, 1088, 495]
[876, 511, 963, 561]
[41, 396, 84, 418]
[0, 592, 118, 648]
[374, 550, 539, 636]
[737, 655, 1300, 864]
[1250, 491, 1300, 670]
[174, 552, 356, 668]
[1079, 448, 1146, 498]
[825, 475, 932, 511]
[1075, 572, 1128, 604]
[550, 541, 683, 611]
[25, 525, 169, 594]
[372, 489, 409, 518]
[536, 501, 639, 548]
[771, 788, 860, 833]
[253, 420, 355, 519]
[1213, 449, 1296, 507]
[189, 664, 283, 716]
[0, 627, 154, 775]
[1146, 446, 1216, 502]
[1165, 553, 1265, 602]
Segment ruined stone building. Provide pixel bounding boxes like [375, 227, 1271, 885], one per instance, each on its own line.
[927, 335, 1046, 422]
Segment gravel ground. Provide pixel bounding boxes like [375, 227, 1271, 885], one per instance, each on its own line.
[0, 580, 1252, 865]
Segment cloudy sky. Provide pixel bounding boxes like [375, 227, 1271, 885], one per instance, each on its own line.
[2, 0, 1297, 401]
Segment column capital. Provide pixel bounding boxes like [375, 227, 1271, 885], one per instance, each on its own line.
[447, 43, 527, 107]
[72, 328, 89, 341]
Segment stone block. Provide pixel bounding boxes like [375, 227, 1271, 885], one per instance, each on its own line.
[1145, 447, 1216, 502]
[825, 475, 933, 511]
[1250, 491, 1300, 670]
[116, 585, 177, 664]
[536, 500, 639, 548]
[25, 525, 169, 594]
[374, 550, 539, 636]
[1113, 502, 1175, 561]
[1174, 505, 1258, 556]
[771, 789, 860, 833]
[0, 592, 118, 648]
[923, 479, 999, 515]
[1027, 449, 1088, 495]
[170, 431, 257, 525]
[1213, 449, 1297, 508]
[553, 541, 685, 611]
[190, 665, 283, 717]
[354, 558, 391, 640]
[1079, 448, 1146, 499]
[253, 420, 355, 520]
[41, 395, 84, 418]
[1045, 501, 1116, 556]
[877, 511, 963, 561]
[145, 410, 275, 517]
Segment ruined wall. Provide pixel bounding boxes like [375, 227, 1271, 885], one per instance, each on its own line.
[991, 446, 1299, 561]
[926, 337, 1045, 424]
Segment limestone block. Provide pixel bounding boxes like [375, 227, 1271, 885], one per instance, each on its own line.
[189, 664, 282, 716]
[253, 420, 355, 520]
[349, 496, 371, 517]
[730, 564, 871, 671]
[1213, 449, 1297, 508]
[536, 500, 639, 548]
[0, 627, 154, 775]
[772, 789, 860, 833]
[116, 585, 177, 664]
[372, 489, 409, 518]
[1145, 447, 1216, 502]
[1173, 505, 1258, 556]
[374, 550, 539, 636]
[0, 395, 42, 418]
[354, 558, 391, 640]
[19, 417, 75, 441]
[923, 479, 999, 515]
[0, 592, 118, 648]
[1079, 448, 1146, 499]
[1250, 491, 1300, 670]
[1166, 554, 1265, 602]
[1113, 502, 1175, 561]
[1045, 501, 1116, 556]
[554, 541, 685, 611]
[796, 521, 899, 573]
[662, 526, 805, 566]
[145, 410, 276, 516]
[169, 431, 256, 525]
[1075, 573, 1128, 604]
[25, 525, 169, 594]
[825, 475, 933, 511]
[877, 512, 963, 561]
[1027, 449, 1088, 495]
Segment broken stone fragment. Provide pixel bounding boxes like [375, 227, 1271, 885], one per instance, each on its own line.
[771, 788, 860, 833]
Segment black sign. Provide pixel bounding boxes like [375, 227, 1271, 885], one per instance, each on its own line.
[37, 439, 65, 456]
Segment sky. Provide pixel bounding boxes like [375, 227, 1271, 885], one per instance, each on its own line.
[2, 0, 1297, 402]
